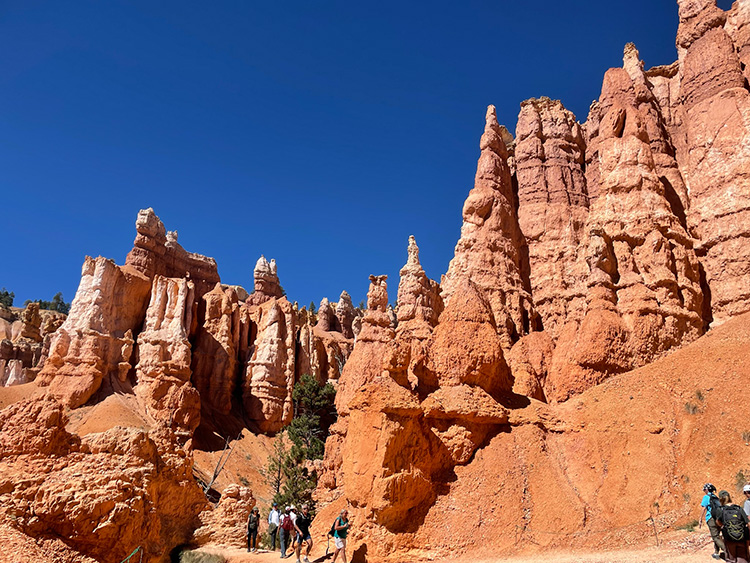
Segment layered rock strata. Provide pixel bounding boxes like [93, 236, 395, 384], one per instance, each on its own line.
[676, 0, 750, 323]
[515, 98, 589, 338]
[125, 208, 220, 298]
[442, 105, 536, 351]
[37, 257, 151, 408]
[134, 276, 201, 433]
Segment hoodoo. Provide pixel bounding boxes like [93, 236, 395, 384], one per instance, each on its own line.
[3, 2, 750, 562]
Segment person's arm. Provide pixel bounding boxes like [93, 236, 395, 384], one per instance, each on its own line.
[268, 511, 273, 524]
[700, 506, 707, 528]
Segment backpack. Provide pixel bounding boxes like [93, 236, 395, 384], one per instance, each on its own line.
[720, 505, 747, 542]
[281, 514, 294, 531]
[709, 493, 722, 518]
[328, 517, 338, 537]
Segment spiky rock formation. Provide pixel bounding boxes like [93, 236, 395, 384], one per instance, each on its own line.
[383, 236, 444, 390]
[335, 290, 356, 339]
[134, 275, 200, 433]
[246, 255, 283, 306]
[676, 0, 750, 324]
[125, 208, 220, 298]
[191, 284, 241, 415]
[442, 105, 535, 351]
[515, 97, 590, 338]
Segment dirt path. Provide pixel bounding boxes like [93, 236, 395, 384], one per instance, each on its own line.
[190, 530, 719, 563]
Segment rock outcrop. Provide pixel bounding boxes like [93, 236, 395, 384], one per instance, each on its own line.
[442, 105, 536, 351]
[191, 284, 241, 415]
[242, 298, 297, 433]
[546, 49, 706, 402]
[125, 208, 220, 298]
[246, 256, 283, 306]
[0, 396, 207, 563]
[37, 257, 152, 408]
[515, 98, 589, 339]
[676, 0, 750, 324]
[192, 484, 255, 548]
[134, 276, 201, 433]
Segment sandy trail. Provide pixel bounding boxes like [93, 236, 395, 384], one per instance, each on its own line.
[196, 529, 719, 563]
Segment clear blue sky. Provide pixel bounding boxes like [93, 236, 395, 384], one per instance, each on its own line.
[0, 1, 722, 309]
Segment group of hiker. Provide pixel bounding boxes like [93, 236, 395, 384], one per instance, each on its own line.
[247, 501, 350, 563]
[701, 483, 750, 562]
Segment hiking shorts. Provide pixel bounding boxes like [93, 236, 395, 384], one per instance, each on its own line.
[335, 537, 346, 550]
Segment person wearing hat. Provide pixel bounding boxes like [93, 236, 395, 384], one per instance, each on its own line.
[280, 505, 295, 558]
[743, 484, 750, 517]
[700, 483, 726, 560]
[247, 506, 260, 552]
[268, 502, 280, 551]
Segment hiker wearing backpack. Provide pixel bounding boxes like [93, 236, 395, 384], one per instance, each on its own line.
[716, 490, 750, 563]
[331, 509, 350, 563]
[700, 483, 726, 560]
[280, 506, 295, 559]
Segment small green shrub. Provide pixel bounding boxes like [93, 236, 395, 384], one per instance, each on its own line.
[685, 402, 699, 415]
[676, 519, 699, 532]
[239, 476, 250, 486]
[742, 431, 750, 443]
[695, 390, 704, 402]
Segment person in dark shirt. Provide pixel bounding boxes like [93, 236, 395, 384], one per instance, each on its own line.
[247, 506, 260, 552]
[294, 503, 313, 563]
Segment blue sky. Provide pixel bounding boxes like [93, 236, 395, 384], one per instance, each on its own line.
[0, 1, 715, 309]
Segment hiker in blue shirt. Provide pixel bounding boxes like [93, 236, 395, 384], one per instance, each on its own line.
[700, 483, 726, 559]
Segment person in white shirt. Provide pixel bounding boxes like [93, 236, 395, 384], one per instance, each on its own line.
[268, 502, 280, 551]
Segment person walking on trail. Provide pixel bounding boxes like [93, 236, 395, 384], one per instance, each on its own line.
[331, 509, 350, 563]
[268, 502, 280, 551]
[289, 505, 299, 553]
[294, 504, 313, 563]
[743, 484, 750, 517]
[700, 483, 726, 559]
[280, 506, 295, 558]
[716, 490, 750, 563]
[247, 506, 260, 552]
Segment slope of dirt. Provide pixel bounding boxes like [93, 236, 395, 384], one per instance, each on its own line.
[408, 312, 750, 560]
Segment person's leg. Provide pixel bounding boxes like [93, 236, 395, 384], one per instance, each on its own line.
[708, 518, 726, 555]
[305, 538, 313, 561]
[247, 529, 252, 552]
[332, 546, 340, 563]
[280, 529, 287, 558]
[252, 529, 258, 550]
[271, 528, 277, 550]
[295, 537, 301, 562]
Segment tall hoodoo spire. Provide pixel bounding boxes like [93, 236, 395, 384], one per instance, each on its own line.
[442, 105, 535, 352]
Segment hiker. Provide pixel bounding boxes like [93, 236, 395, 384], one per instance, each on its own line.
[294, 503, 313, 563]
[289, 505, 298, 552]
[743, 484, 750, 517]
[331, 509, 350, 563]
[268, 502, 280, 551]
[716, 490, 750, 563]
[280, 505, 295, 559]
[247, 506, 260, 552]
[700, 483, 726, 560]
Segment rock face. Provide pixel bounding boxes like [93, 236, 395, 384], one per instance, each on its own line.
[383, 236, 443, 390]
[515, 98, 589, 339]
[676, 0, 750, 324]
[125, 208, 220, 298]
[546, 50, 706, 403]
[191, 284, 241, 415]
[442, 105, 536, 351]
[192, 484, 255, 548]
[134, 276, 201, 433]
[37, 257, 152, 408]
[246, 256, 283, 305]
[243, 298, 297, 433]
[0, 396, 207, 563]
